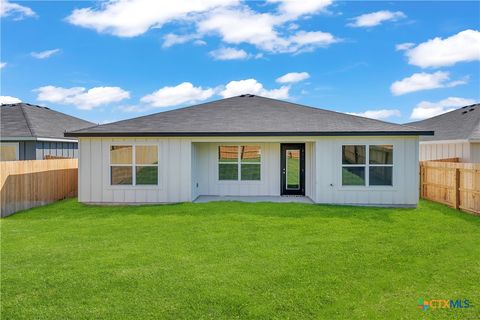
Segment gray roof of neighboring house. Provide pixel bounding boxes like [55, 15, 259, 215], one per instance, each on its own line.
[1, 103, 95, 140]
[65, 95, 433, 137]
[407, 103, 480, 141]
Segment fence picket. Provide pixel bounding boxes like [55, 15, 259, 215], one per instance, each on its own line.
[0, 159, 78, 217]
[420, 160, 480, 215]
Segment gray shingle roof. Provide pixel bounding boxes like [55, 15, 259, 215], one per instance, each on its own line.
[65, 95, 433, 137]
[407, 103, 480, 141]
[1, 103, 95, 140]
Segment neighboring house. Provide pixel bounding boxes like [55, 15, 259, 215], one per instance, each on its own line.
[0, 103, 95, 161]
[408, 103, 480, 163]
[65, 95, 432, 206]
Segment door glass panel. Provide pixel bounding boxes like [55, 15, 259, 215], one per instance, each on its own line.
[286, 149, 300, 190]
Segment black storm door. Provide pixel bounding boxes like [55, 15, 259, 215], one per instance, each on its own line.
[280, 144, 305, 196]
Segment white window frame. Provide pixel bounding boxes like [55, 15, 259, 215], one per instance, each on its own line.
[218, 145, 262, 182]
[368, 145, 394, 187]
[341, 144, 394, 187]
[0, 142, 19, 161]
[109, 144, 159, 187]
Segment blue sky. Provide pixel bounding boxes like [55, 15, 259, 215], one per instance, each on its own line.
[1, 0, 479, 124]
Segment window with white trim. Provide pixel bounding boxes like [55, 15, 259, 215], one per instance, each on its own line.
[218, 145, 261, 181]
[0, 142, 19, 161]
[110, 145, 158, 185]
[341, 144, 393, 186]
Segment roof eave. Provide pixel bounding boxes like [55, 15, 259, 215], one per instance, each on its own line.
[65, 130, 434, 138]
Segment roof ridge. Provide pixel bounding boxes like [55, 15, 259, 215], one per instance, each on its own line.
[466, 106, 480, 139]
[253, 95, 414, 130]
[19, 104, 36, 137]
[407, 103, 480, 125]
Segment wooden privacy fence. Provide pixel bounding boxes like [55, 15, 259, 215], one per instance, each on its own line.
[0, 159, 78, 217]
[420, 160, 480, 215]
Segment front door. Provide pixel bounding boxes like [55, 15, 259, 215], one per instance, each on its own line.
[280, 144, 305, 196]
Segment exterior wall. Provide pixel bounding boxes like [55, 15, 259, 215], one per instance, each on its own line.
[78, 136, 419, 206]
[36, 141, 78, 159]
[419, 141, 470, 162]
[314, 136, 419, 206]
[78, 137, 191, 203]
[468, 143, 480, 163]
[19, 141, 37, 160]
[193, 142, 280, 197]
[0, 140, 78, 160]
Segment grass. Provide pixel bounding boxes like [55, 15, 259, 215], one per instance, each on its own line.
[287, 157, 299, 187]
[1, 199, 479, 319]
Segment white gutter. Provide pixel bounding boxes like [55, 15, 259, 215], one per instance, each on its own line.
[0, 136, 78, 142]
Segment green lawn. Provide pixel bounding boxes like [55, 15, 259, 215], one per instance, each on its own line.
[1, 200, 479, 319]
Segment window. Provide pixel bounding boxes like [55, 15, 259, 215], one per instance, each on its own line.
[342, 145, 366, 186]
[369, 145, 393, 186]
[341, 144, 393, 186]
[110, 145, 158, 185]
[0, 142, 19, 161]
[218, 145, 261, 181]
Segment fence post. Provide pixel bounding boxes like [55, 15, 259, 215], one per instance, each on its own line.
[419, 163, 425, 199]
[454, 168, 460, 210]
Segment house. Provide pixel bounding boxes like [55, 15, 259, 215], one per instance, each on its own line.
[0, 103, 95, 161]
[407, 103, 480, 163]
[65, 95, 433, 206]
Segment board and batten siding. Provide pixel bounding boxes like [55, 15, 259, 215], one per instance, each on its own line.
[78, 137, 192, 203]
[193, 142, 280, 197]
[192, 142, 316, 198]
[78, 136, 419, 206]
[419, 141, 471, 162]
[314, 136, 419, 206]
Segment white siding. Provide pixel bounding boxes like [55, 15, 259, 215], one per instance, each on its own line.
[78, 136, 419, 206]
[78, 137, 192, 203]
[314, 136, 419, 206]
[468, 143, 480, 163]
[419, 141, 471, 162]
[305, 142, 316, 201]
[193, 142, 281, 196]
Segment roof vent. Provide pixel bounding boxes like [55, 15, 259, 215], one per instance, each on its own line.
[239, 94, 246, 97]
[248, 94, 255, 97]
[462, 110, 468, 114]
[469, 108, 475, 112]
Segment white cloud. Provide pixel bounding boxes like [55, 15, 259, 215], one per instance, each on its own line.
[0, 62, 6, 69]
[347, 10, 406, 28]
[209, 47, 249, 60]
[117, 105, 150, 112]
[35, 85, 130, 110]
[0, 95, 21, 104]
[193, 39, 207, 46]
[66, 0, 238, 37]
[162, 33, 203, 48]
[347, 109, 401, 120]
[390, 71, 467, 96]
[268, 0, 332, 19]
[403, 29, 480, 68]
[276, 72, 310, 83]
[198, 7, 285, 52]
[0, 0, 36, 19]
[141, 82, 214, 108]
[219, 78, 289, 99]
[66, 0, 338, 54]
[199, 8, 339, 53]
[30, 49, 61, 59]
[287, 30, 339, 52]
[410, 97, 477, 120]
[395, 42, 414, 51]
